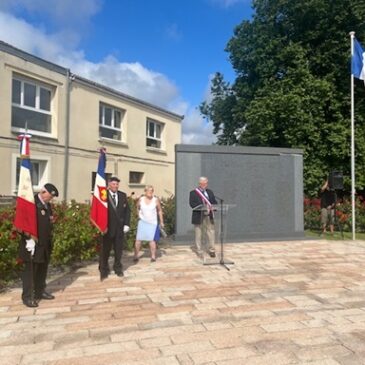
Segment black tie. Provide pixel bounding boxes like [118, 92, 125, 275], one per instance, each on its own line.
[112, 193, 116, 205]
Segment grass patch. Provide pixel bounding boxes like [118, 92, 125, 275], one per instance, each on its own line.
[305, 230, 365, 240]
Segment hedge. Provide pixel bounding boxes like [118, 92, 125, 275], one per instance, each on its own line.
[0, 196, 175, 288]
[304, 196, 365, 232]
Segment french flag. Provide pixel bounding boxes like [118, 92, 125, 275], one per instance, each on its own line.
[90, 148, 108, 233]
[13, 134, 38, 239]
[352, 38, 365, 81]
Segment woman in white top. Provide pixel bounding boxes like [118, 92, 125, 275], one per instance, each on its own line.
[134, 185, 164, 262]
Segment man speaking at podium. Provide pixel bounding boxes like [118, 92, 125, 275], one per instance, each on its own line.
[189, 177, 217, 259]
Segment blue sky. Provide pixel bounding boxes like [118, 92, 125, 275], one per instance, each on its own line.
[0, 0, 252, 143]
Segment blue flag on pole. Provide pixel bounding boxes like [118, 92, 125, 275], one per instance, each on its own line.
[352, 38, 365, 80]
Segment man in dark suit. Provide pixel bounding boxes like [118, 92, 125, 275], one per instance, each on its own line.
[19, 183, 59, 308]
[99, 176, 131, 280]
[189, 177, 217, 258]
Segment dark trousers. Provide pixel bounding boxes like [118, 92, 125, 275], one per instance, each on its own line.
[21, 260, 49, 300]
[99, 234, 124, 275]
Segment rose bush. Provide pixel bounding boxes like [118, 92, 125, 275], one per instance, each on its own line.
[0, 207, 22, 288]
[304, 196, 365, 232]
[0, 195, 176, 287]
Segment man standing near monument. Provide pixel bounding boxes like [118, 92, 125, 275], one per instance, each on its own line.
[320, 179, 336, 235]
[189, 177, 217, 258]
[99, 176, 131, 280]
[18, 183, 59, 307]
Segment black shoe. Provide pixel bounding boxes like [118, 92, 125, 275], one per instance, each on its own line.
[116, 272, 124, 277]
[133, 257, 139, 262]
[209, 251, 216, 258]
[100, 273, 108, 281]
[23, 299, 38, 308]
[151, 258, 156, 262]
[36, 292, 55, 300]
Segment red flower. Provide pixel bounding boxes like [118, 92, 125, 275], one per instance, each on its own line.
[339, 214, 348, 223]
[10, 230, 18, 240]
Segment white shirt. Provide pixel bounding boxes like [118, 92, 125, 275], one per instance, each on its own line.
[139, 196, 158, 224]
[110, 191, 118, 206]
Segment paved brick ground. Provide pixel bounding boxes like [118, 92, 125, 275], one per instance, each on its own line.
[2, 239, 365, 365]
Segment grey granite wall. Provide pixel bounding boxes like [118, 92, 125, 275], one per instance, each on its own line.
[175, 145, 304, 243]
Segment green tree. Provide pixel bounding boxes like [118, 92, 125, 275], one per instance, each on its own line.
[200, 0, 365, 196]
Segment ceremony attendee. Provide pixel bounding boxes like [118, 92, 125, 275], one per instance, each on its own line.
[18, 183, 59, 308]
[134, 185, 164, 262]
[320, 179, 336, 234]
[99, 176, 130, 280]
[189, 177, 217, 258]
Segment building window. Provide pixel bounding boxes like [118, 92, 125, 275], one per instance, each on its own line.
[99, 103, 124, 141]
[146, 118, 163, 149]
[129, 171, 144, 184]
[15, 158, 48, 191]
[12, 76, 53, 134]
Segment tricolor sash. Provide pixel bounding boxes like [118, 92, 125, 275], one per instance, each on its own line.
[195, 188, 213, 213]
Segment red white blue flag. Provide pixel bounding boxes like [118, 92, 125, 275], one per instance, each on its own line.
[13, 134, 38, 239]
[352, 38, 365, 81]
[90, 148, 108, 233]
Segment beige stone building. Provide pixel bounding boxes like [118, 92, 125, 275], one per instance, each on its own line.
[0, 41, 183, 202]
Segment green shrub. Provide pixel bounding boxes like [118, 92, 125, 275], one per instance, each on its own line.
[124, 197, 139, 251]
[0, 207, 22, 288]
[51, 201, 99, 266]
[161, 195, 175, 236]
[304, 196, 365, 232]
[0, 195, 177, 286]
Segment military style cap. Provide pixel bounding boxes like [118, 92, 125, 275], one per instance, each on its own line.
[109, 176, 120, 182]
[44, 183, 59, 197]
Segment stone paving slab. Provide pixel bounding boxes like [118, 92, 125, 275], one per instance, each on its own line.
[2, 239, 365, 364]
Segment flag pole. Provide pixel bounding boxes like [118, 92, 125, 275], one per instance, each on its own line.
[350, 31, 356, 240]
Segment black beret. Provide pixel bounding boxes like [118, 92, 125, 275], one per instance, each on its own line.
[44, 183, 59, 197]
[109, 176, 120, 182]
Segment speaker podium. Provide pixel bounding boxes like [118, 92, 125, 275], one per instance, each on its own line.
[192, 202, 235, 270]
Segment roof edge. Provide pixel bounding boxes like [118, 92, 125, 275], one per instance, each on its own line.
[0, 40, 184, 121]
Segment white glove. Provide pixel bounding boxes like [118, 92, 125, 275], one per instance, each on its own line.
[25, 239, 36, 256]
[123, 225, 130, 233]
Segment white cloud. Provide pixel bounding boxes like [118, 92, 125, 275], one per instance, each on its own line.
[0, 12, 71, 59]
[0, 7, 215, 144]
[0, 0, 102, 47]
[209, 0, 248, 8]
[165, 23, 182, 41]
[0, 0, 102, 26]
[0, 11, 179, 109]
[182, 108, 216, 145]
[66, 55, 180, 109]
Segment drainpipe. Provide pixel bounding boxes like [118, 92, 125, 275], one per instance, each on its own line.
[63, 70, 72, 201]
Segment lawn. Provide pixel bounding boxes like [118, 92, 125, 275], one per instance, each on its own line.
[305, 230, 365, 240]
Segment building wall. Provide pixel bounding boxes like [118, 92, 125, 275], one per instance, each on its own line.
[0, 47, 68, 196]
[0, 42, 182, 202]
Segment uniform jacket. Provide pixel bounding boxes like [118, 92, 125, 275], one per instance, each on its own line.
[106, 190, 131, 238]
[189, 188, 217, 225]
[18, 194, 54, 263]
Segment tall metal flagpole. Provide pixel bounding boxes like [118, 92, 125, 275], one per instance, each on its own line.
[350, 32, 356, 240]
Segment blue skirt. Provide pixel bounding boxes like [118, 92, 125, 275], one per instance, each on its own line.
[136, 220, 160, 241]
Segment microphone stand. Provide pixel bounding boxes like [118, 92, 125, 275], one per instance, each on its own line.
[204, 195, 234, 271]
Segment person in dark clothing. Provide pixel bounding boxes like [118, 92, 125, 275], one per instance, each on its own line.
[320, 180, 336, 234]
[18, 183, 59, 308]
[99, 176, 131, 281]
[189, 176, 217, 259]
